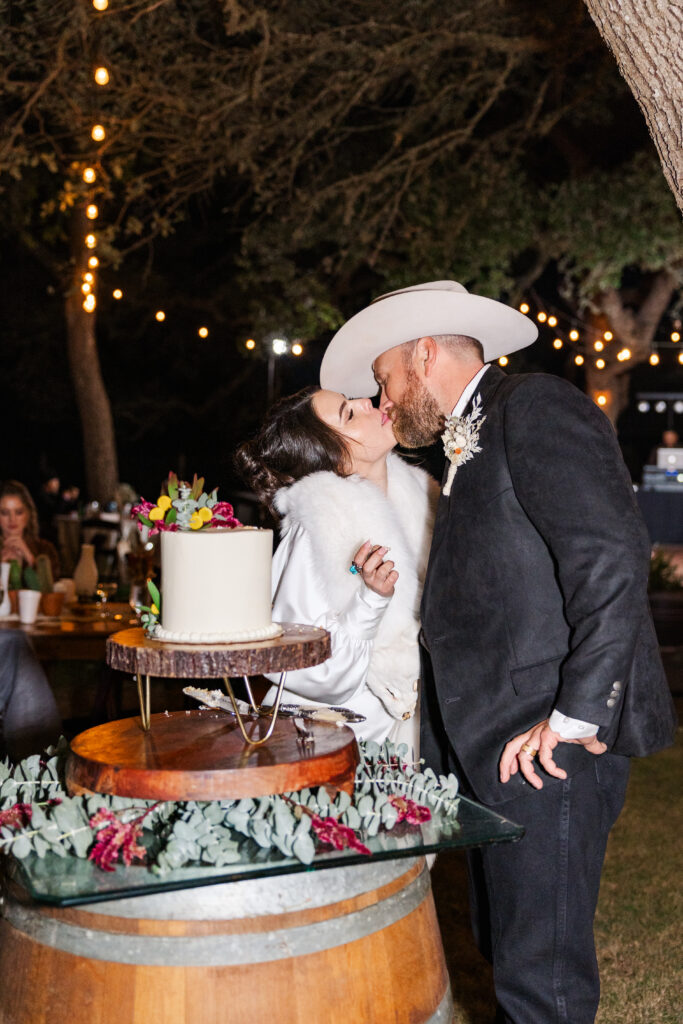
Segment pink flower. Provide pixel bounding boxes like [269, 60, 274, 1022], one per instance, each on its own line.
[88, 807, 149, 872]
[0, 803, 33, 829]
[388, 795, 431, 825]
[311, 814, 371, 856]
[211, 502, 242, 528]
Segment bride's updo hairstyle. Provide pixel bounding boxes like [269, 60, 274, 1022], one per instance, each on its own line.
[235, 386, 351, 513]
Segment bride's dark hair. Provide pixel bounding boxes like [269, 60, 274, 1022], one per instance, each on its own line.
[235, 386, 351, 512]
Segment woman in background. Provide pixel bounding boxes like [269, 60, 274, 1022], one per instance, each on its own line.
[0, 480, 60, 578]
[236, 385, 438, 754]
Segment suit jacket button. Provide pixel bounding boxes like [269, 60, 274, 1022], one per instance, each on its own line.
[402, 711, 411, 720]
[607, 698, 616, 708]
[610, 690, 620, 700]
[613, 681, 622, 691]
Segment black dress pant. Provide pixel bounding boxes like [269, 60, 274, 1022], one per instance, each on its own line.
[467, 753, 630, 1024]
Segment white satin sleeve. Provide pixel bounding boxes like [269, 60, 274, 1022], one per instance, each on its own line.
[264, 524, 390, 705]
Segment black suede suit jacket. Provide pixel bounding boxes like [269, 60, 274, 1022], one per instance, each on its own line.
[419, 366, 677, 806]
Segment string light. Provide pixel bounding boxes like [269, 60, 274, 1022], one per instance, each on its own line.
[594, 340, 604, 352]
[596, 394, 607, 407]
[92, 0, 108, 10]
[569, 329, 579, 341]
[519, 303, 530, 314]
[596, 358, 605, 369]
[638, 401, 650, 413]
[85, 233, 96, 248]
[655, 401, 667, 413]
[245, 339, 256, 350]
[94, 67, 110, 86]
[81, 282, 91, 294]
[603, 331, 613, 341]
[291, 342, 303, 356]
[499, 356, 509, 367]
[547, 316, 558, 327]
[575, 354, 584, 366]
[272, 338, 287, 355]
[86, 204, 98, 220]
[537, 312, 547, 323]
[617, 348, 631, 362]
[553, 339, 563, 350]
[88, 255, 99, 269]
[649, 353, 660, 366]
[198, 327, 209, 338]
[83, 294, 96, 312]
[83, 167, 96, 183]
[84, 272, 94, 283]
[678, 352, 683, 365]
[155, 310, 166, 322]
[672, 332, 681, 342]
[91, 124, 105, 142]
[112, 289, 123, 300]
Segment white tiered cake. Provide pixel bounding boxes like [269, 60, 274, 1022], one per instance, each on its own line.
[154, 528, 282, 644]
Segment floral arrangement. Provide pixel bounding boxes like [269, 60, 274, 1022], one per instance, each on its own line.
[0, 739, 460, 875]
[132, 472, 241, 535]
[441, 394, 486, 496]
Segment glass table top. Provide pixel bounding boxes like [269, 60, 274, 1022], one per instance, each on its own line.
[12, 795, 523, 907]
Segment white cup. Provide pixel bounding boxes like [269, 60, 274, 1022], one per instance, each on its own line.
[18, 589, 42, 625]
[54, 578, 76, 604]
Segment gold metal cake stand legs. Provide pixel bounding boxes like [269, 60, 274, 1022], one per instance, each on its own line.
[222, 672, 288, 747]
[136, 672, 151, 731]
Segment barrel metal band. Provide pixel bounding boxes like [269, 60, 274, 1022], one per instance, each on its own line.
[426, 986, 455, 1024]
[3, 863, 431, 966]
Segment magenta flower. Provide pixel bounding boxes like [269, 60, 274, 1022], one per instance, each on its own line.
[388, 795, 431, 825]
[88, 807, 149, 872]
[311, 814, 371, 856]
[0, 802, 33, 829]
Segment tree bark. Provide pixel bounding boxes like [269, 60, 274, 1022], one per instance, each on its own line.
[65, 209, 120, 503]
[583, 0, 683, 213]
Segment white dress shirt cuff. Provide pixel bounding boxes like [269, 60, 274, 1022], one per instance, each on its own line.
[549, 709, 599, 740]
[336, 586, 391, 640]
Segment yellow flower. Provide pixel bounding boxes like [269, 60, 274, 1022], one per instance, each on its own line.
[198, 506, 212, 523]
[156, 495, 172, 511]
[189, 511, 203, 530]
[150, 603, 159, 615]
[149, 506, 165, 521]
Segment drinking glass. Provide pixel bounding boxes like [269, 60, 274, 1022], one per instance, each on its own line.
[95, 581, 118, 617]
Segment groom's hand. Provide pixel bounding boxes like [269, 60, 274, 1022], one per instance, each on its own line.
[499, 720, 607, 790]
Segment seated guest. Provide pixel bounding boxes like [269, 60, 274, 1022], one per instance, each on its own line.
[0, 632, 62, 761]
[0, 480, 60, 578]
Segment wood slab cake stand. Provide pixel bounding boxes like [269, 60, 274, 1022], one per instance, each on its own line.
[67, 623, 361, 800]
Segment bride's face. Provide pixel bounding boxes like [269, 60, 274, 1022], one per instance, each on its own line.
[313, 389, 396, 465]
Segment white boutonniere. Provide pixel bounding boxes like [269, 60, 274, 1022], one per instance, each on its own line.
[441, 394, 486, 496]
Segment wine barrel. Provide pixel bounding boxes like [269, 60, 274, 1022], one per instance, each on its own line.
[0, 857, 452, 1024]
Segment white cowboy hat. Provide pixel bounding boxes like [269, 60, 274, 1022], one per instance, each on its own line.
[320, 280, 538, 397]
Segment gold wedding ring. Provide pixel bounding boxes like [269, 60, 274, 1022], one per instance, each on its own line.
[520, 742, 538, 757]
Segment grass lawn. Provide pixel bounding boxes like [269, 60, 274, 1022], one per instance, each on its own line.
[432, 700, 682, 1024]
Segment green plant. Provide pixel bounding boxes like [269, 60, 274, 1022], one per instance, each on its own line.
[34, 553, 54, 594]
[7, 560, 41, 591]
[648, 550, 683, 593]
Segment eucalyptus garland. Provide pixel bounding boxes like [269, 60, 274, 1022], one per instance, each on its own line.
[0, 737, 460, 873]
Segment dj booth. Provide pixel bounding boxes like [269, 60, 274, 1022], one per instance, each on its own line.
[637, 448, 683, 545]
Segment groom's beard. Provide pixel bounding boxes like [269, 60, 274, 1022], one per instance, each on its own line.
[390, 368, 445, 448]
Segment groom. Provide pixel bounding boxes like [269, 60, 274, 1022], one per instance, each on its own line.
[320, 281, 677, 1023]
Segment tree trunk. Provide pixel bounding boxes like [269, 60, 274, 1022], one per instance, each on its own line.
[65, 209, 120, 504]
[583, 0, 683, 213]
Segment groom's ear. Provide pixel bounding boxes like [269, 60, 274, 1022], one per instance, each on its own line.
[415, 336, 438, 379]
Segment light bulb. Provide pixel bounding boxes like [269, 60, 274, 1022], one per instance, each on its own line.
[81, 282, 91, 294]
[671, 332, 680, 342]
[155, 310, 165, 322]
[603, 331, 613, 341]
[92, 0, 108, 9]
[83, 166, 96, 183]
[83, 294, 96, 312]
[547, 316, 558, 327]
[553, 339, 562, 350]
[537, 312, 547, 323]
[596, 358, 605, 369]
[574, 354, 584, 366]
[655, 401, 667, 413]
[617, 348, 631, 362]
[245, 338, 256, 350]
[499, 356, 509, 367]
[569, 329, 579, 341]
[594, 340, 604, 352]
[198, 326, 209, 338]
[85, 233, 96, 249]
[678, 352, 683, 365]
[84, 272, 94, 283]
[91, 124, 105, 142]
[94, 67, 109, 86]
[88, 255, 99, 269]
[86, 203, 98, 220]
[596, 394, 607, 407]
[519, 303, 530, 315]
[291, 342, 303, 356]
[649, 353, 659, 366]
[112, 289, 123, 300]
[272, 338, 287, 355]
[637, 402, 650, 413]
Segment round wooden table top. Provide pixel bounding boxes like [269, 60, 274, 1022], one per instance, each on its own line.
[106, 623, 331, 678]
[66, 708, 359, 801]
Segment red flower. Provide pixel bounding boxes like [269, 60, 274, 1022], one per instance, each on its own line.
[388, 795, 431, 825]
[311, 814, 371, 856]
[88, 808, 149, 872]
[0, 803, 33, 829]
[211, 502, 242, 528]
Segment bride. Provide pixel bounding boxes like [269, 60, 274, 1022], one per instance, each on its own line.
[236, 385, 438, 754]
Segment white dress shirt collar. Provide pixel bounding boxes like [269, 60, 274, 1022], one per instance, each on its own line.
[451, 364, 490, 418]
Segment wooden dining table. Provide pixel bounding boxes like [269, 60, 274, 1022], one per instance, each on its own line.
[0, 603, 138, 662]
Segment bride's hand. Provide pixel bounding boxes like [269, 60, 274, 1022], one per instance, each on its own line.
[352, 540, 398, 597]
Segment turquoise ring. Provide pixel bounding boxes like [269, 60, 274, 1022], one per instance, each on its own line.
[349, 562, 361, 575]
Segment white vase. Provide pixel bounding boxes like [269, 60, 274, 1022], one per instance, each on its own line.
[73, 543, 99, 598]
[0, 562, 11, 617]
